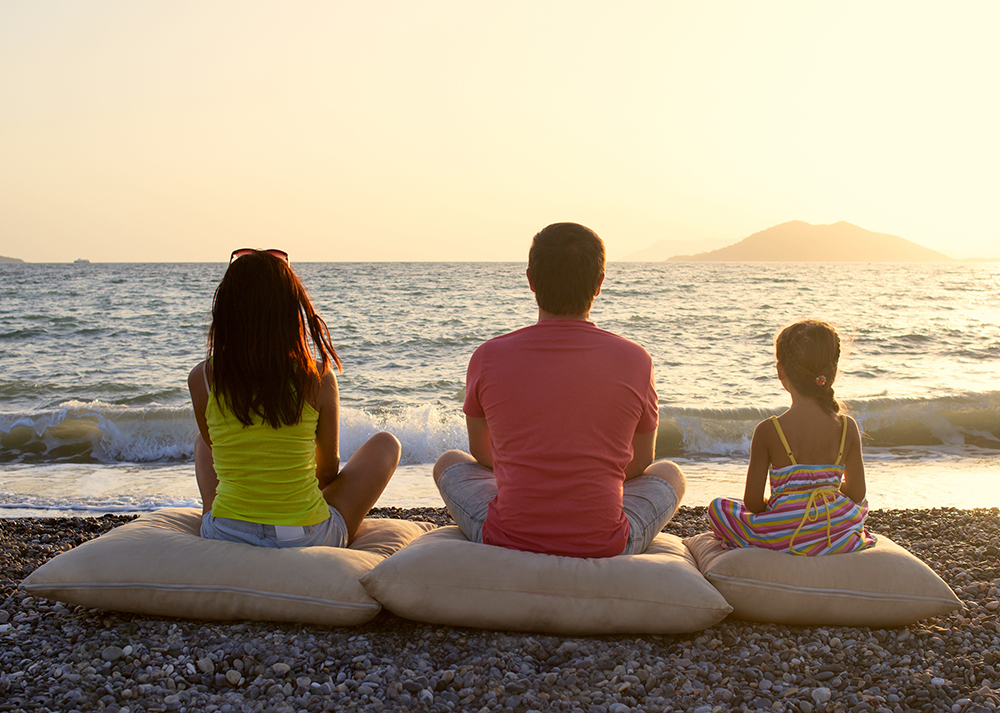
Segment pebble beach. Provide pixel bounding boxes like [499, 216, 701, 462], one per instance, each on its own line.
[2, 506, 999, 713]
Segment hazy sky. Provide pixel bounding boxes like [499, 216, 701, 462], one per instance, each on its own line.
[2, 2, 998, 262]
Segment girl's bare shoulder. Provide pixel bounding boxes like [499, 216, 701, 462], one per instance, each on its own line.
[754, 415, 781, 433]
[842, 413, 864, 443]
[754, 413, 794, 441]
[751, 417, 784, 461]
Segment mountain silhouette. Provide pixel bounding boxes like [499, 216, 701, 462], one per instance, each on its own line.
[668, 221, 952, 262]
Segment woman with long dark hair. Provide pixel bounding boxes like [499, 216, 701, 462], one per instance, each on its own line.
[188, 249, 399, 548]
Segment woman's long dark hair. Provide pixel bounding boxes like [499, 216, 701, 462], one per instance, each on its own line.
[207, 251, 342, 428]
[775, 319, 843, 416]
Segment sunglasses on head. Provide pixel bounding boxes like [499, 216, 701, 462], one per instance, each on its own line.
[229, 248, 289, 265]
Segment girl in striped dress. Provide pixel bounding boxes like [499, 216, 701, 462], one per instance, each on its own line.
[708, 320, 875, 555]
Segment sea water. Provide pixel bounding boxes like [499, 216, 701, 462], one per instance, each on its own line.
[1, 261, 998, 516]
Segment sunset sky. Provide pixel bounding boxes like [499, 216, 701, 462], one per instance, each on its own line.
[2, 2, 998, 262]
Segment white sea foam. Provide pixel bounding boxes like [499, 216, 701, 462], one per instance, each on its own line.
[0, 402, 470, 466]
[662, 391, 1000, 456]
[2, 393, 998, 467]
[0, 401, 199, 463]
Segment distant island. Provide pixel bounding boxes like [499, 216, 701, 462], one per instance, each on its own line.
[0, 255, 25, 263]
[669, 221, 952, 262]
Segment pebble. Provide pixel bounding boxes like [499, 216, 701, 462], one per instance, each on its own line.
[3, 506, 1000, 712]
[812, 687, 832, 704]
[102, 646, 124, 662]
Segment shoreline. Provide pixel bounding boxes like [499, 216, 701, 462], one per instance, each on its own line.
[5, 454, 1000, 519]
[2, 506, 999, 712]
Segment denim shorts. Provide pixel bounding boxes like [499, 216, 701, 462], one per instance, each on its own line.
[201, 505, 349, 549]
[437, 462, 679, 556]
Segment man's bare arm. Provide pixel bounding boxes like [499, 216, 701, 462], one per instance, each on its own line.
[467, 415, 494, 469]
[624, 429, 656, 480]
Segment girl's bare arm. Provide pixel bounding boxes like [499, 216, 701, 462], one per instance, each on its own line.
[743, 421, 772, 513]
[840, 416, 867, 504]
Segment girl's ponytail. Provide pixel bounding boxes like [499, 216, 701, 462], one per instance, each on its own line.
[811, 361, 841, 416]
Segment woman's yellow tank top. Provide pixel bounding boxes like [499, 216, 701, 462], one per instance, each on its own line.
[206, 389, 330, 526]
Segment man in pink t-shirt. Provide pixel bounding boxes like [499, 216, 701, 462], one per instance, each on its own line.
[434, 223, 686, 558]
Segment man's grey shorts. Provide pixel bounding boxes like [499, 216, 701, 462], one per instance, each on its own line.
[201, 505, 349, 549]
[437, 462, 680, 556]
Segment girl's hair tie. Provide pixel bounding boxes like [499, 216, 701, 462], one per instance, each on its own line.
[815, 374, 827, 386]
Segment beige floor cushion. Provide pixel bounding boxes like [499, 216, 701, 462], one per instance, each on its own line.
[685, 531, 962, 627]
[359, 525, 732, 634]
[21, 507, 435, 626]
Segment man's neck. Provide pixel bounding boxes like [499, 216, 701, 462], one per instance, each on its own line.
[537, 308, 591, 322]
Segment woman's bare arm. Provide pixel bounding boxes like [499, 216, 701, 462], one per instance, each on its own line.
[313, 370, 341, 490]
[187, 361, 212, 447]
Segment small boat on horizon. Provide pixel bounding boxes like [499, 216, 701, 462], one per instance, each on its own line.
[73, 258, 90, 264]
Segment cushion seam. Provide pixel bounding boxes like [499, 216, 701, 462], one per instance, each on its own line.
[363, 581, 730, 611]
[21, 582, 380, 610]
[706, 573, 959, 604]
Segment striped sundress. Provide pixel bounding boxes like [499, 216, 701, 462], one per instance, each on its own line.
[708, 416, 876, 556]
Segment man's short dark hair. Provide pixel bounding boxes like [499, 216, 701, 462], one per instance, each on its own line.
[528, 223, 606, 316]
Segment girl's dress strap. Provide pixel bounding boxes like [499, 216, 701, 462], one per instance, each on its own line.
[770, 416, 796, 465]
[835, 415, 848, 465]
[203, 363, 212, 396]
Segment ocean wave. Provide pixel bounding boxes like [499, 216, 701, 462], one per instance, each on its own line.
[0, 400, 470, 467]
[0, 496, 198, 514]
[0, 401, 198, 464]
[0, 327, 47, 340]
[2, 392, 998, 466]
[952, 347, 1000, 360]
[662, 391, 1000, 456]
